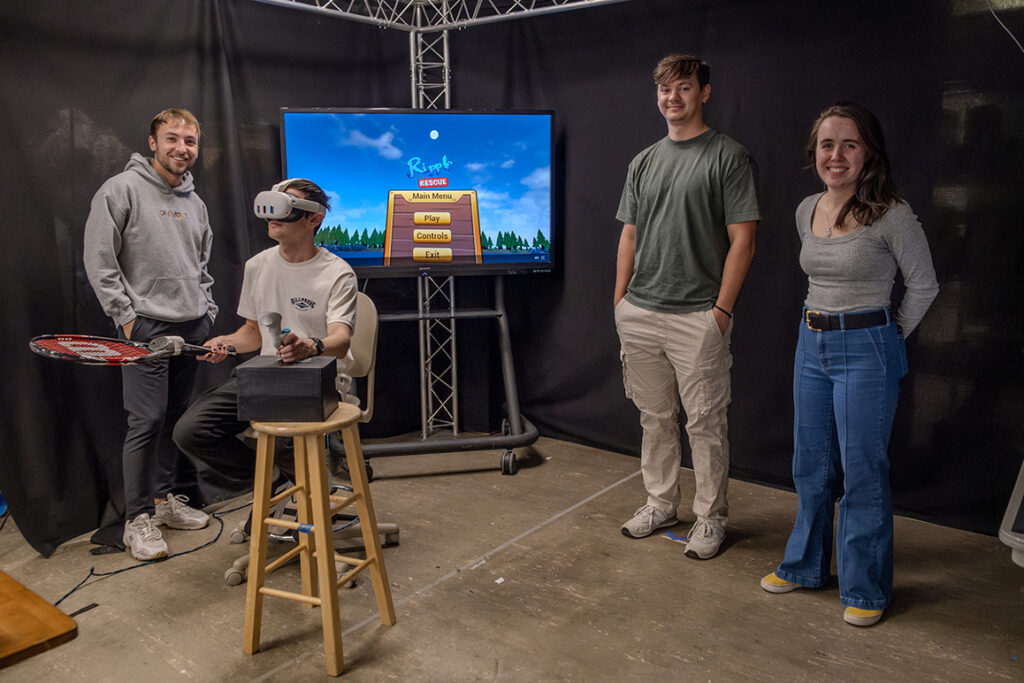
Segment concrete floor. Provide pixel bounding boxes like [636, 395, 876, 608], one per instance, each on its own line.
[0, 437, 1021, 681]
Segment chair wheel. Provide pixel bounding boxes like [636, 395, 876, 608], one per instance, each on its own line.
[230, 524, 247, 544]
[224, 567, 245, 586]
[500, 450, 518, 475]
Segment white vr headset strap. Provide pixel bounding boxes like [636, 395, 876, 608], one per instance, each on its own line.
[274, 178, 327, 213]
[272, 178, 305, 193]
[253, 179, 327, 220]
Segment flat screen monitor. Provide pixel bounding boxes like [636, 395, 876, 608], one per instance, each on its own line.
[280, 108, 555, 278]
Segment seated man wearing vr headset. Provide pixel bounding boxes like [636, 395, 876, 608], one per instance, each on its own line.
[173, 178, 357, 492]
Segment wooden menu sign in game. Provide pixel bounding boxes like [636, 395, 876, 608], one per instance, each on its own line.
[383, 190, 482, 266]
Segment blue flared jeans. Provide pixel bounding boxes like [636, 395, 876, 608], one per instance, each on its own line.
[775, 312, 907, 610]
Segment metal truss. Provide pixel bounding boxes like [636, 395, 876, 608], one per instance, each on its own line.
[417, 275, 459, 436]
[410, 26, 450, 109]
[252, 0, 634, 32]
[410, 15, 454, 435]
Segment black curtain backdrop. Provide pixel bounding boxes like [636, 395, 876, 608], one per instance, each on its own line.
[0, 0, 1021, 556]
[0, 0, 411, 555]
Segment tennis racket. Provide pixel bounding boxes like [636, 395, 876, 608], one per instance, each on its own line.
[29, 334, 235, 366]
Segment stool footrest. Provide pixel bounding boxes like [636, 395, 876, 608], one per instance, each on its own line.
[334, 552, 372, 567]
[336, 557, 374, 586]
[329, 492, 360, 510]
[270, 485, 302, 507]
[261, 517, 304, 532]
[265, 544, 304, 574]
[259, 586, 324, 606]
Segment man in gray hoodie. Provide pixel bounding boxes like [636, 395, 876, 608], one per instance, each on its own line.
[84, 108, 218, 561]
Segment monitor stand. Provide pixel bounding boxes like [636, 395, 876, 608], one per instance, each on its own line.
[333, 275, 538, 476]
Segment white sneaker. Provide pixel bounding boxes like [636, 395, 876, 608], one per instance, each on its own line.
[684, 519, 726, 560]
[621, 504, 678, 538]
[154, 493, 210, 530]
[124, 513, 168, 561]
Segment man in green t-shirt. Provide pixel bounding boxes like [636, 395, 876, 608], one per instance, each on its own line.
[613, 54, 760, 560]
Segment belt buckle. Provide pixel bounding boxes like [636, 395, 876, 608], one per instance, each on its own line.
[805, 310, 824, 331]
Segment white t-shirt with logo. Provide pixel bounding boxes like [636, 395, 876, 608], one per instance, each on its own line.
[238, 246, 358, 390]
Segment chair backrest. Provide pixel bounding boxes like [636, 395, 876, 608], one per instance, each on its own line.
[348, 291, 378, 423]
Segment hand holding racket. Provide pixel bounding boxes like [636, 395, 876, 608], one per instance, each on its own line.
[195, 335, 237, 364]
[29, 334, 236, 366]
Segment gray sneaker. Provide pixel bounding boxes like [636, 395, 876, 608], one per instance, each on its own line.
[621, 504, 678, 538]
[154, 493, 210, 530]
[684, 519, 726, 559]
[124, 513, 168, 561]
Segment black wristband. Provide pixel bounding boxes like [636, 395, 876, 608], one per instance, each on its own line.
[713, 304, 733, 319]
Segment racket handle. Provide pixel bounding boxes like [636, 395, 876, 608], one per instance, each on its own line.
[150, 336, 236, 357]
[191, 342, 236, 356]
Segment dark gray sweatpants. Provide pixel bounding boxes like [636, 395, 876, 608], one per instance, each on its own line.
[172, 375, 296, 492]
[120, 314, 211, 519]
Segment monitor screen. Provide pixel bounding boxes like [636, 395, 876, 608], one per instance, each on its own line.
[280, 108, 555, 278]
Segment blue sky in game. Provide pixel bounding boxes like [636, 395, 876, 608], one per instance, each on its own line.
[282, 111, 552, 244]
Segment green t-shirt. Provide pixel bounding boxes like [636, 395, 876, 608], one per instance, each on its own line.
[617, 128, 761, 313]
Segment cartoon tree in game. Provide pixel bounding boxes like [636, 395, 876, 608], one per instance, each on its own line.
[532, 230, 550, 251]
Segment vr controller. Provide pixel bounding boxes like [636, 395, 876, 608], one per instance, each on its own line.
[258, 311, 284, 348]
[253, 179, 327, 223]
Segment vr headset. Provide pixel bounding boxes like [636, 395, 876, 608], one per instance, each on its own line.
[253, 179, 327, 222]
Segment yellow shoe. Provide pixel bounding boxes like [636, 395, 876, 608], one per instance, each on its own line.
[760, 572, 802, 594]
[844, 606, 884, 627]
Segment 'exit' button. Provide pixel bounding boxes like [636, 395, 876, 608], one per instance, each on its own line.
[413, 247, 453, 262]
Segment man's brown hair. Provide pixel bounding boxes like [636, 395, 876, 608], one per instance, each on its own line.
[653, 54, 710, 88]
[149, 108, 201, 139]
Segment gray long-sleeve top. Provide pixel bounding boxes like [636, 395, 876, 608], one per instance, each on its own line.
[796, 193, 938, 336]
[83, 153, 217, 328]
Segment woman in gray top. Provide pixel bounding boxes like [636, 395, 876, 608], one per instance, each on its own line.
[759, 102, 939, 627]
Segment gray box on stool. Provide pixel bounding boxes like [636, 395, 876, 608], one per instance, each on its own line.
[236, 355, 338, 422]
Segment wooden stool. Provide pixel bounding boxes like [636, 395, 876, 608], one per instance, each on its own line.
[244, 403, 396, 677]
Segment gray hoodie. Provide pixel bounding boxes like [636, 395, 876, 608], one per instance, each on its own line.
[84, 153, 218, 328]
